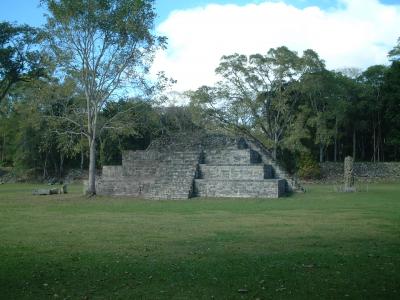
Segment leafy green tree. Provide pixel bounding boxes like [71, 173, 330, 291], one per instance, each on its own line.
[42, 0, 166, 194]
[190, 47, 325, 160]
[0, 22, 47, 103]
[99, 98, 159, 165]
[383, 40, 400, 159]
[359, 65, 388, 162]
[298, 51, 336, 162]
[336, 72, 363, 161]
[388, 37, 400, 61]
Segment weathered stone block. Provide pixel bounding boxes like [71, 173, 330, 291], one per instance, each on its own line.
[102, 166, 124, 179]
[199, 164, 272, 180]
[204, 149, 253, 165]
[194, 179, 285, 198]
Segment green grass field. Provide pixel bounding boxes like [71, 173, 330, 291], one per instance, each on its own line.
[0, 183, 399, 299]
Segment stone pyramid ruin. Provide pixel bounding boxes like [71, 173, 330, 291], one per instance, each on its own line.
[96, 133, 299, 199]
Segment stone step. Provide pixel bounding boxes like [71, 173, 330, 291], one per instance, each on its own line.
[203, 149, 261, 165]
[198, 164, 273, 180]
[97, 178, 193, 199]
[123, 151, 200, 163]
[155, 176, 195, 181]
[157, 182, 187, 189]
[96, 179, 153, 196]
[165, 160, 198, 165]
[144, 194, 190, 200]
[145, 183, 192, 199]
[122, 168, 158, 177]
[101, 166, 124, 179]
[194, 179, 286, 198]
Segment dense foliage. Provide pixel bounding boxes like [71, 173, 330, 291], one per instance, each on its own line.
[189, 41, 400, 170]
[0, 21, 47, 102]
[0, 17, 399, 180]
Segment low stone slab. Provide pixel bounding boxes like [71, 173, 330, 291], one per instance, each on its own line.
[32, 189, 52, 195]
[32, 185, 68, 196]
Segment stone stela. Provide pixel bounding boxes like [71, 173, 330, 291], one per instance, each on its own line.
[95, 134, 293, 199]
[344, 156, 356, 192]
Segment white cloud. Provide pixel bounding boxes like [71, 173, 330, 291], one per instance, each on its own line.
[151, 0, 400, 92]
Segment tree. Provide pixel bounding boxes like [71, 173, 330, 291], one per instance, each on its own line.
[388, 37, 400, 61]
[298, 50, 335, 162]
[0, 22, 47, 103]
[359, 65, 388, 162]
[42, 0, 166, 195]
[190, 47, 314, 160]
[383, 39, 400, 160]
[99, 98, 160, 165]
[335, 72, 363, 161]
[329, 73, 350, 162]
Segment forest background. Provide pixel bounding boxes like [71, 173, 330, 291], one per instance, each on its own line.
[0, 0, 399, 183]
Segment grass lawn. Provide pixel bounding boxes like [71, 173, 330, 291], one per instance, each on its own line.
[0, 182, 399, 299]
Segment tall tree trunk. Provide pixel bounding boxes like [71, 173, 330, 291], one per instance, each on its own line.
[80, 146, 84, 171]
[1, 132, 5, 164]
[319, 143, 324, 163]
[377, 139, 380, 162]
[87, 136, 96, 195]
[373, 124, 376, 162]
[352, 128, 356, 161]
[99, 137, 105, 166]
[272, 133, 278, 160]
[377, 113, 382, 162]
[43, 151, 48, 179]
[334, 138, 337, 162]
[272, 147, 277, 161]
[80, 133, 84, 171]
[54, 157, 58, 177]
[59, 153, 64, 179]
[361, 135, 365, 161]
[334, 122, 338, 162]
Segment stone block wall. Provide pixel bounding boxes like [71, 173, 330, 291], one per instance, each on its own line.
[320, 162, 400, 182]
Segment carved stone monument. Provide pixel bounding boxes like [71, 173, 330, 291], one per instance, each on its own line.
[344, 156, 355, 192]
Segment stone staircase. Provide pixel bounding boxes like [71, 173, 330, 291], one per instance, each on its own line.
[244, 138, 304, 193]
[193, 148, 286, 198]
[146, 152, 200, 199]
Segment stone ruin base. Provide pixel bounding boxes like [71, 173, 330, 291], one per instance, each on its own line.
[95, 134, 292, 199]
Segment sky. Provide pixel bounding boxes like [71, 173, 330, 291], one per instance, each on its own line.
[1, 0, 400, 92]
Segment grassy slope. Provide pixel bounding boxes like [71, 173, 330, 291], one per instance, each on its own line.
[0, 183, 399, 299]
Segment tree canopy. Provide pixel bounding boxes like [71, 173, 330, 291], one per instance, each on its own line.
[0, 22, 47, 103]
[188, 41, 400, 171]
[1, 10, 399, 182]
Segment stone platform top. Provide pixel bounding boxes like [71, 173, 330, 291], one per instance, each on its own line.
[147, 132, 248, 152]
